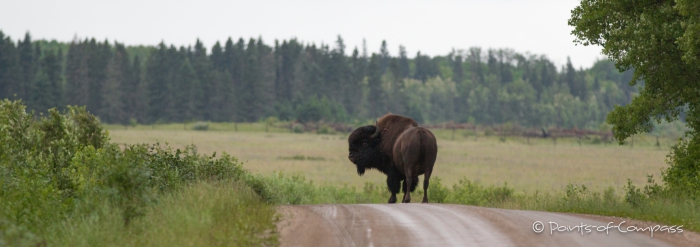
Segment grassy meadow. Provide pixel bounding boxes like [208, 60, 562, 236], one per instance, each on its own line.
[106, 122, 672, 194]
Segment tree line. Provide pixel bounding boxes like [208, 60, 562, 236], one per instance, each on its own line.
[0, 31, 637, 129]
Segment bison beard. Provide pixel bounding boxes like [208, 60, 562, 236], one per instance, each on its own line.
[348, 114, 438, 203]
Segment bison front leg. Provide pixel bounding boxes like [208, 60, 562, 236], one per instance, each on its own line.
[386, 175, 401, 204]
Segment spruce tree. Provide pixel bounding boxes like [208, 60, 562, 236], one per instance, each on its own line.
[65, 39, 89, 107]
[18, 33, 35, 101]
[452, 55, 464, 84]
[191, 39, 211, 120]
[146, 42, 170, 123]
[367, 54, 384, 117]
[42, 49, 63, 109]
[241, 38, 260, 121]
[398, 45, 410, 78]
[0, 31, 20, 100]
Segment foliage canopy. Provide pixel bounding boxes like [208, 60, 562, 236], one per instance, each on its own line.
[570, 0, 700, 195]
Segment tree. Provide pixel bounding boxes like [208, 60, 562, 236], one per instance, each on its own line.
[191, 39, 211, 120]
[452, 55, 464, 84]
[398, 45, 410, 78]
[570, 0, 700, 193]
[17, 33, 35, 101]
[123, 55, 144, 123]
[146, 43, 171, 123]
[468, 47, 484, 84]
[40, 48, 63, 110]
[367, 54, 385, 117]
[379, 40, 390, 74]
[0, 31, 20, 100]
[65, 39, 89, 108]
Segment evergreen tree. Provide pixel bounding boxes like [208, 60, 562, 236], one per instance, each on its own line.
[275, 39, 303, 105]
[65, 39, 89, 107]
[123, 55, 144, 123]
[17, 33, 35, 101]
[379, 40, 390, 74]
[191, 39, 210, 120]
[367, 54, 385, 117]
[241, 38, 261, 121]
[398, 45, 410, 78]
[256, 38, 277, 119]
[330, 35, 351, 113]
[225, 38, 247, 122]
[173, 52, 198, 122]
[0, 31, 20, 100]
[31, 69, 52, 113]
[208, 69, 233, 122]
[146, 43, 171, 123]
[211, 41, 226, 71]
[86, 39, 111, 115]
[452, 55, 464, 84]
[101, 44, 127, 124]
[565, 57, 587, 99]
[347, 47, 366, 116]
[468, 47, 484, 84]
[42, 48, 63, 109]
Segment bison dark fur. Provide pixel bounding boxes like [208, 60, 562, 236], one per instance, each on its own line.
[348, 114, 438, 203]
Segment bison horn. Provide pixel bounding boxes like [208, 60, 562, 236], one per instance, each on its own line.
[370, 121, 380, 138]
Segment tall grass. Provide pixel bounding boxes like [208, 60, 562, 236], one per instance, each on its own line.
[45, 180, 277, 247]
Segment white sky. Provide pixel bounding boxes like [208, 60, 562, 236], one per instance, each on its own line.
[0, 0, 604, 68]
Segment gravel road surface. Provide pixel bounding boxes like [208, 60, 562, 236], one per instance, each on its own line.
[277, 204, 697, 247]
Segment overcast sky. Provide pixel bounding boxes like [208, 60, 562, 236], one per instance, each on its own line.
[0, 0, 604, 68]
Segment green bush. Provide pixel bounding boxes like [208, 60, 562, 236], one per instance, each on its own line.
[317, 125, 331, 134]
[449, 178, 513, 206]
[0, 100, 245, 245]
[191, 121, 209, 131]
[292, 124, 304, 133]
[663, 137, 700, 198]
[428, 177, 449, 203]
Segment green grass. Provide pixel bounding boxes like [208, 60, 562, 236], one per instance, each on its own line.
[44, 180, 277, 247]
[107, 126, 672, 194]
[245, 173, 700, 233]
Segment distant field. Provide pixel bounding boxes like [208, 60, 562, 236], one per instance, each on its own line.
[106, 123, 672, 193]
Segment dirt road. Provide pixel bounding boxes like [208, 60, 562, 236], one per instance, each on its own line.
[277, 204, 697, 247]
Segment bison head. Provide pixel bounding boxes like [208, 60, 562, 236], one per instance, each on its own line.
[348, 125, 385, 176]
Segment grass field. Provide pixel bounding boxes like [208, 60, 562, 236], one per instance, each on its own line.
[106, 122, 673, 194]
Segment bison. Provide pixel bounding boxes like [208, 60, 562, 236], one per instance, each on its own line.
[348, 114, 438, 203]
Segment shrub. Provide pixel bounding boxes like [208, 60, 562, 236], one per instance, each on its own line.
[663, 137, 700, 198]
[191, 121, 209, 131]
[292, 124, 304, 133]
[449, 178, 513, 206]
[317, 125, 331, 134]
[0, 100, 245, 244]
[428, 177, 449, 203]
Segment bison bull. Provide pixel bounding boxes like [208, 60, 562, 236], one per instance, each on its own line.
[348, 114, 438, 203]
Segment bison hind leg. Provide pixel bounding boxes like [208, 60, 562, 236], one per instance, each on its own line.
[387, 175, 401, 204]
[402, 177, 419, 193]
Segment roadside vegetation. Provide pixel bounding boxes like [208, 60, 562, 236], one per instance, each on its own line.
[246, 171, 700, 233]
[0, 100, 276, 246]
